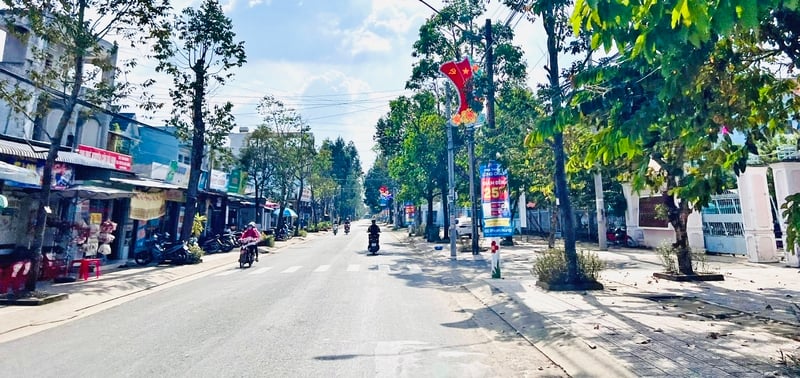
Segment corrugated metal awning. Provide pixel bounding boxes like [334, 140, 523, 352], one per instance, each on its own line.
[110, 177, 181, 190]
[0, 138, 116, 169]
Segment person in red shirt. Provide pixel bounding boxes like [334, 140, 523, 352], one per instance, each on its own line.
[240, 222, 261, 262]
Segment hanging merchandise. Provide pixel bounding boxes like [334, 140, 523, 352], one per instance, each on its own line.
[97, 220, 117, 256]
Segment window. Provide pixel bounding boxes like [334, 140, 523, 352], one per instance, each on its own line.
[639, 196, 669, 228]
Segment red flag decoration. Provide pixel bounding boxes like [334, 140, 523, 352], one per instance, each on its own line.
[439, 57, 475, 115]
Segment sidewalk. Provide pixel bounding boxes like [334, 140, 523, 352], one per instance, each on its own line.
[403, 230, 800, 377]
[0, 236, 312, 343]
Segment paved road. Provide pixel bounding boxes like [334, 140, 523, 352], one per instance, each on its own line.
[1, 222, 563, 377]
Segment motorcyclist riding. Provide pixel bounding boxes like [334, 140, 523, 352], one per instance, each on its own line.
[333, 220, 339, 235]
[344, 217, 351, 234]
[240, 221, 260, 262]
[367, 219, 380, 251]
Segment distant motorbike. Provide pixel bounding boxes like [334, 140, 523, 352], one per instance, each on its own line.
[368, 233, 380, 255]
[239, 237, 259, 268]
[333, 224, 338, 235]
[344, 223, 350, 235]
[606, 226, 638, 247]
[135, 233, 189, 265]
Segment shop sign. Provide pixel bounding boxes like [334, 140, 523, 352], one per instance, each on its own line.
[200, 169, 228, 191]
[4, 158, 73, 189]
[300, 187, 312, 202]
[480, 161, 513, 237]
[150, 161, 190, 188]
[130, 191, 166, 221]
[165, 189, 186, 203]
[227, 168, 247, 194]
[76, 144, 132, 171]
[404, 202, 415, 224]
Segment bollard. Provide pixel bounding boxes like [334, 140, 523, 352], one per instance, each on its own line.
[490, 240, 501, 279]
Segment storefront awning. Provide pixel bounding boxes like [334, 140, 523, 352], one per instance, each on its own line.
[0, 139, 116, 170]
[274, 207, 298, 218]
[0, 161, 40, 185]
[110, 177, 181, 190]
[54, 185, 134, 200]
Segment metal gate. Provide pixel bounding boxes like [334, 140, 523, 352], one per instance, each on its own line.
[701, 192, 746, 255]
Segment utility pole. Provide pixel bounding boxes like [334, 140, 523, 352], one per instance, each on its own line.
[445, 85, 457, 259]
[485, 18, 496, 130]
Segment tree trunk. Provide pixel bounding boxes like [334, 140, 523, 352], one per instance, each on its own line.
[425, 189, 437, 242]
[295, 179, 304, 235]
[548, 205, 557, 249]
[441, 181, 451, 241]
[544, 7, 579, 282]
[180, 61, 207, 241]
[26, 46, 87, 291]
[663, 191, 694, 274]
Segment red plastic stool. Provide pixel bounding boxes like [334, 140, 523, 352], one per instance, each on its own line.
[79, 258, 102, 280]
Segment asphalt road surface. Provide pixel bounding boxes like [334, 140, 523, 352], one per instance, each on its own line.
[2, 221, 563, 377]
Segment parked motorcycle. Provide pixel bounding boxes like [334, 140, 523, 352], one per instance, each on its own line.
[217, 231, 238, 252]
[199, 234, 224, 254]
[239, 237, 259, 268]
[275, 224, 293, 241]
[135, 233, 189, 265]
[368, 233, 380, 255]
[606, 226, 638, 248]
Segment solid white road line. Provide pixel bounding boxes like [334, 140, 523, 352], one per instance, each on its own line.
[347, 264, 360, 272]
[313, 265, 330, 272]
[281, 266, 302, 273]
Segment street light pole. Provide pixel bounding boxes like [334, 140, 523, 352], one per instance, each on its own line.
[445, 85, 457, 259]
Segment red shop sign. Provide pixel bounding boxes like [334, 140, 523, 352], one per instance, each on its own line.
[76, 145, 132, 171]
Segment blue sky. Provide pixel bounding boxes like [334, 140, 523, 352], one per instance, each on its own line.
[120, 0, 548, 171]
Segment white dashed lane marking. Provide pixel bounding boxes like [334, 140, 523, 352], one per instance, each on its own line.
[281, 266, 302, 273]
[347, 264, 360, 272]
[313, 265, 330, 272]
[248, 267, 272, 275]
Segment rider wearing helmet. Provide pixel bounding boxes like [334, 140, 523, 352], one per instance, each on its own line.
[240, 221, 261, 262]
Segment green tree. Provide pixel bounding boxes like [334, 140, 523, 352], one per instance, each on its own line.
[499, 0, 591, 283]
[0, 0, 169, 290]
[249, 95, 308, 231]
[151, 0, 246, 241]
[321, 137, 363, 220]
[239, 127, 276, 224]
[364, 156, 394, 214]
[307, 147, 336, 224]
[572, 0, 800, 273]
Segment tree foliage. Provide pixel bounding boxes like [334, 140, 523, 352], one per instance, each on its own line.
[151, 0, 246, 240]
[572, 0, 800, 273]
[320, 137, 363, 220]
[0, 0, 169, 290]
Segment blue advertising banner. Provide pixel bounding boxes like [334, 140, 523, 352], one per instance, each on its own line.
[480, 161, 512, 237]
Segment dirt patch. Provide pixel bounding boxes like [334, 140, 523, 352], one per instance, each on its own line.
[645, 295, 800, 342]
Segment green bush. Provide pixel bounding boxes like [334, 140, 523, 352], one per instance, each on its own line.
[656, 242, 712, 273]
[656, 242, 678, 273]
[264, 235, 275, 247]
[298, 229, 308, 237]
[307, 225, 319, 232]
[532, 249, 605, 284]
